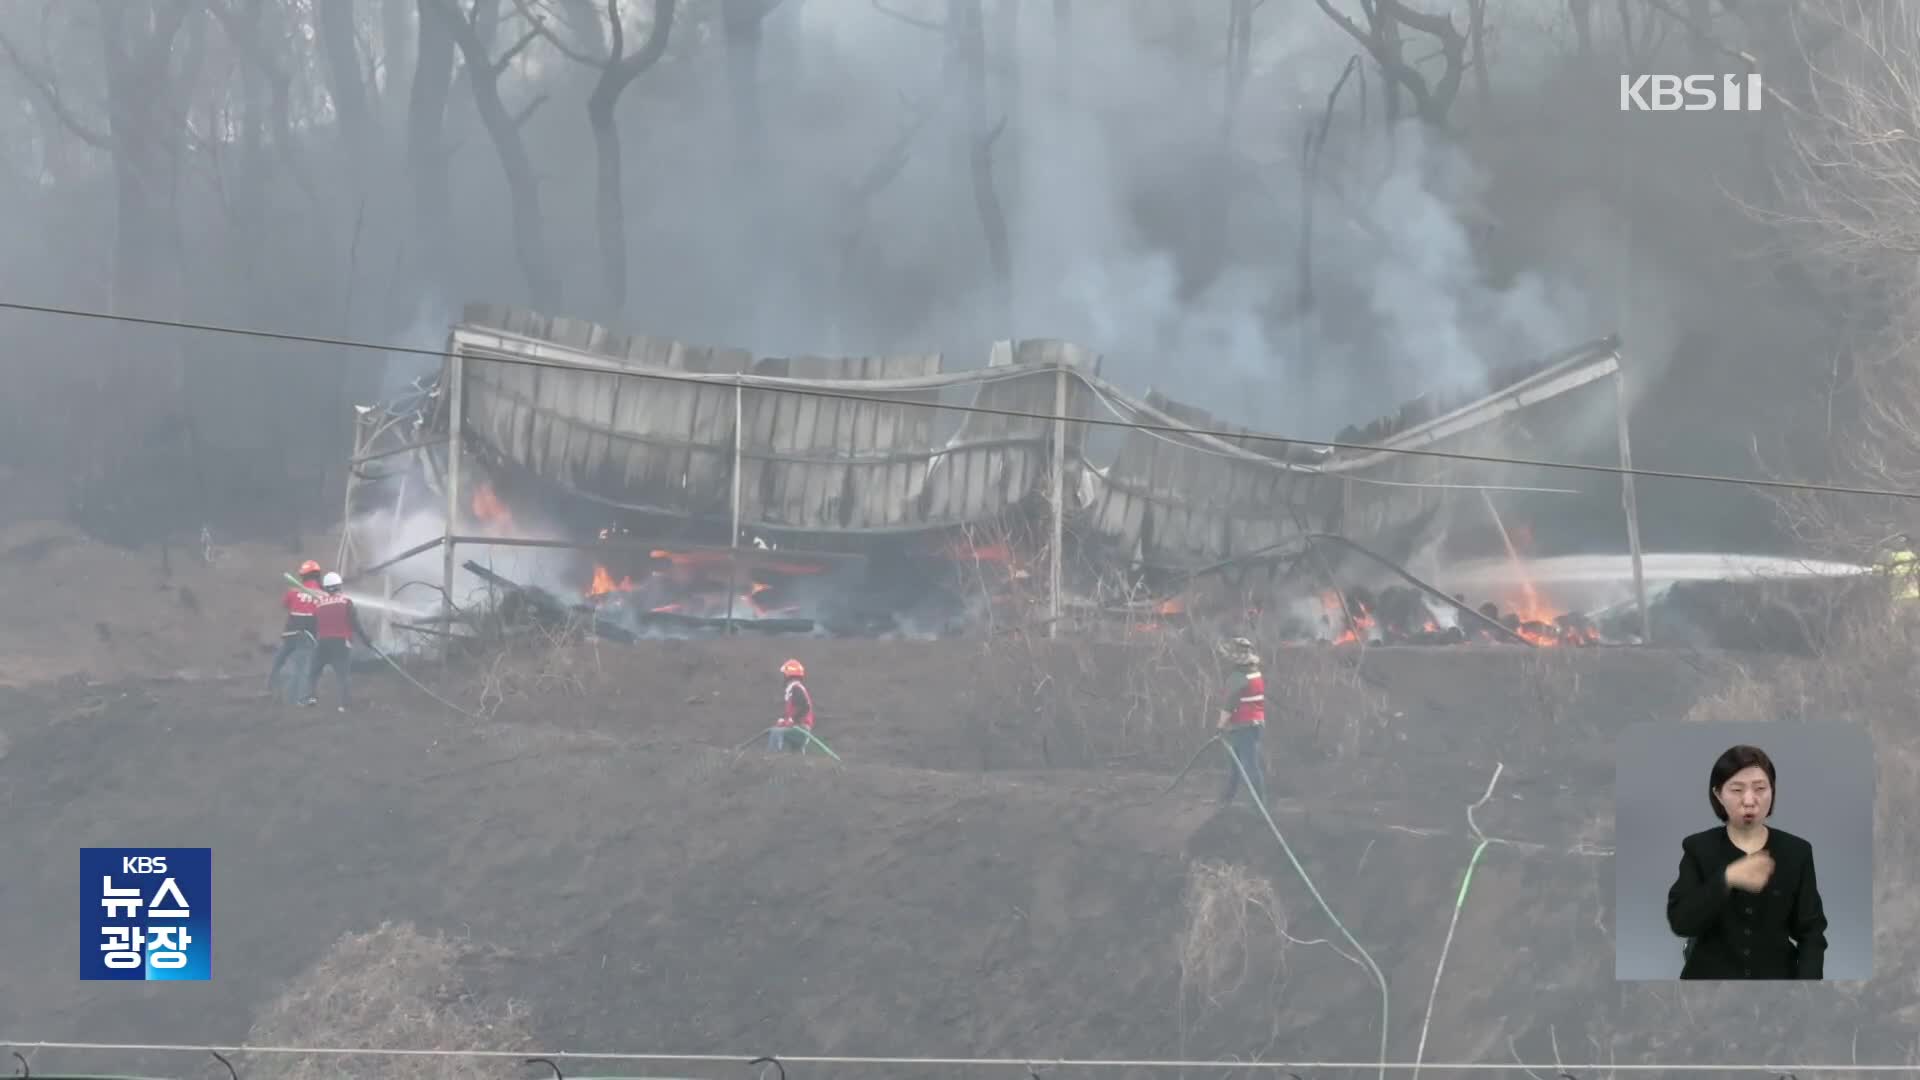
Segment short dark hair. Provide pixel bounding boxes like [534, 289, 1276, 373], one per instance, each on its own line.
[1708, 744, 1776, 822]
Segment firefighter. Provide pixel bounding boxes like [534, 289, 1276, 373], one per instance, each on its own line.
[1875, 535, 1920, 602]
[769, 658, 814, 752]
[1215, 636, 1268, 809]
[303, 572, 373, 712]
[267, 560, 326, 702]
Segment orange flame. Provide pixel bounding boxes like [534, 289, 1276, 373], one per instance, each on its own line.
[587, 565, 635, 596]
[1321, 590, 1375, 645]
[471, 483, 514, 531]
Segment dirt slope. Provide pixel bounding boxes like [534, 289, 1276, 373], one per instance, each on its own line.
[0, 519, 339, 688]
[0, 640, 1904, 1079]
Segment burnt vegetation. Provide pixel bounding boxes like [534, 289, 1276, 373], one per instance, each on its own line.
[8, 0, 1920, 1075]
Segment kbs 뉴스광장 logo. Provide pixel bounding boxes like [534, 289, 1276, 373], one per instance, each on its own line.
[79, 848, 211, 981]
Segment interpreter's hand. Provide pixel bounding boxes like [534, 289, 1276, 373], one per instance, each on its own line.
[1725, 851, 1775, 893]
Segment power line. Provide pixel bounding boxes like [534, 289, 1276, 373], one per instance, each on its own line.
[6, 298, 1919, 504]
[0, 1040, 1887, 1074]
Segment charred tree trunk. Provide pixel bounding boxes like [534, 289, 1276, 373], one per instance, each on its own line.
[209, 0, 317, 208]
[1312, 0, 1466, 129]
[950, 0, 1012, 329]
[408, 0, 458, 294]
[431, 0, 561, 309]
[1686, 0, 1715, 68]
[720, 0, 781, 342]
[584, 0, 678, 320]
[1223, 0, 1252, 144]
[721, 0, 777, 172]
[1569, 0, 1593, 59]
[1468, 0, 1489, 112]
[319, 0, 382, 173]
[384, 0, 416, 108]
[99, 0, 197, 328]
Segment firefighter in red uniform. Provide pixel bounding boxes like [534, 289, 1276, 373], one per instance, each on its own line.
[1215, 637, 1268, 809]
[268, 560, 326, 701]
[303, 572, 373, 712]
[769, 658, 815, 752]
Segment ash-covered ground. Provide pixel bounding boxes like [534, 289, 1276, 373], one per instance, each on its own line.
[1, 524, 1915, 1080]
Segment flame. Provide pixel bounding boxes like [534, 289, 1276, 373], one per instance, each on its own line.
[587, 565, 635, 597]
[1156, 596, 1185, 615]
[943, 539, 1014, 563]
[471, 483, 514, 531]
[583, 546, 818, 618]
[1322, 590, 1375, 645]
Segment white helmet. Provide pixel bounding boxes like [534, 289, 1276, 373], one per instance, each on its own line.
[321, 571, 344, 590]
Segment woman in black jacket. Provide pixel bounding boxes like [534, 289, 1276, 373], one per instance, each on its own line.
[1666, 744, 1828, 979]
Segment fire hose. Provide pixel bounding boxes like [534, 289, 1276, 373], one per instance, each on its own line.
[1159, 734, 1390, 1080]
[1160, 735, 1502, 1080]
[282, 574, 487, 721]
[733, 725, 843, 762]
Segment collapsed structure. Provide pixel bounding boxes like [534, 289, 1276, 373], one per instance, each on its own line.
[341, 304, 1648, 644]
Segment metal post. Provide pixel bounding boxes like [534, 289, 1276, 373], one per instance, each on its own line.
[441, 345, 465, 653]
[336, 413, 365, 574]
[378, 471, 408, 644]
[1613, 366, 1651, 643]
[724, 377, 745, 633]
[1049, 358, 1068, 638]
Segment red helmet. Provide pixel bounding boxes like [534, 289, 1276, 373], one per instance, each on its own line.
[780, 659, 805, 679]
[298, 559, 323, 576]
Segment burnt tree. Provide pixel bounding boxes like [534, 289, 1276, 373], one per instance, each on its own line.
[1310, 0, 1467, 128]
[427, 0, 562, 308]
[948, 0, 1012, 329]
[523, 0, 679, 320]
[407, 0, 460, 295]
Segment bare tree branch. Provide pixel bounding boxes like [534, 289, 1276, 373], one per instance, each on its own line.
[426, 0, 563, 306]
[513, 92, 549, 126]
[511, 0, 605, 65]
[873, 0, 945, 32]
[1310, 0, 1464, 125]
[0, 29, 113, 149]
[493, 24, 546, 72]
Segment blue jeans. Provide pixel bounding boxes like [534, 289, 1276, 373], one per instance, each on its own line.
[769, 726, 806, 752]
[1221, 724, 1267, 807]
[268, 634, 313, 702]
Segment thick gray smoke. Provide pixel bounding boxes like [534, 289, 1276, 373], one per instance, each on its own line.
[588, 0, 1596, 438]
[1, 0, 1814, 556]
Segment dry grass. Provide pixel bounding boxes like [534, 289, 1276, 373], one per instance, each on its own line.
[1268, 647, 1392, 760]
[471, 612, 605, 721]
[1178, 860, 1286, 1004]
[1176, 860, 1287, 1061]
[967, 624, 1394, 770]
[245, 921, 533, 1080]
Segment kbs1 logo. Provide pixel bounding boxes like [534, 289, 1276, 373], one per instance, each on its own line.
[80, 848, 211, 981]
[1619, 73, 1763, 112]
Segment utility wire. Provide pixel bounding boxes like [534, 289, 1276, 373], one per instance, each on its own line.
[5, 298, 1918, 503]
[0, 1039, 1885, 1074]
[0, 1037, 1889, 1068]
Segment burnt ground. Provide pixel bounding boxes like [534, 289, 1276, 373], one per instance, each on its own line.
[7, 631, 1913, 1080]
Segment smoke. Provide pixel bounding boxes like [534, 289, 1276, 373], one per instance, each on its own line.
[1, 0, 1828, 558]
[378, 296, 459, 403]
[347, 484, 581, 653]
[603, 1, 1597, 439]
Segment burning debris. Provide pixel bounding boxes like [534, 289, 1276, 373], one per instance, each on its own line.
[1307, 585, 1606, 647]
[579, 544, 827, 626]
